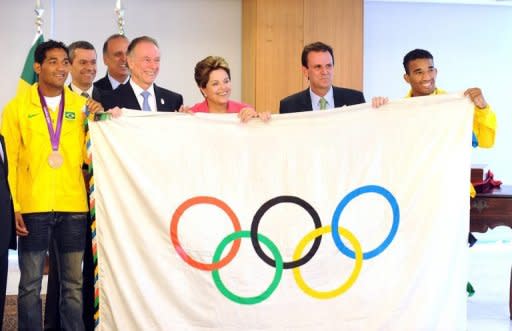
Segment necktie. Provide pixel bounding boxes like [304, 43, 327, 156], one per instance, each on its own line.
[319, 97, 327, 110]
[141, 91, 151, 111]
[81, 91, 90, 99]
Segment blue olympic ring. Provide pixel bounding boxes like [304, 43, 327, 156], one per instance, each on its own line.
[331, 185, 400, 259]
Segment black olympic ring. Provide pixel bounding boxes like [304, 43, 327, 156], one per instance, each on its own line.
[251, 195, 322, 269]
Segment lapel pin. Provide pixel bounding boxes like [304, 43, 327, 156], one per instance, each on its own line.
[161, 98, 165, 105]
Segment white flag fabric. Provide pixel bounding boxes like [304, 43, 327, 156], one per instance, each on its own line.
[90, 93, 473, 331]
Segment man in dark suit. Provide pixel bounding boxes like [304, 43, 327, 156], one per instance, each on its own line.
[94, 34, 130, 91]
[101, 35, 183, 112]
[0, 134, 16, 330]
[44, 40, 100, 331]
[279, 41, 365, 113]
[68, 40, 103, 100]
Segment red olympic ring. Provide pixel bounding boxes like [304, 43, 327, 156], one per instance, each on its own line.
[170, 196, 242, 271]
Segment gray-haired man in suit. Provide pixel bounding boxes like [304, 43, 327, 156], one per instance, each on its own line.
[101, 36, 183, 112]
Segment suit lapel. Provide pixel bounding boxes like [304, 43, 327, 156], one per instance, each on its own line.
[153, 84, 165, 111]
[333, 88, 340, 107]
[333, 88, 346, 108]
[92, 87, 102, 103]
[122, 83, 142, 110]
[98, 74, 113, 91]
[104, 74, 113, 90]
[300, 89, 313, 111]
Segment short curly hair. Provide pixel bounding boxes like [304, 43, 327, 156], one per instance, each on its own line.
[194, 56, 231, 88]
[34, 40, 68, 64]
[403, 49, 433, 74]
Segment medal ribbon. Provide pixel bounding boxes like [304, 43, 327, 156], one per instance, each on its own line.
[37, 87, 65, 152]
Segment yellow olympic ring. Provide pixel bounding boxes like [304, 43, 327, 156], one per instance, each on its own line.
[292, 225, 363, 299]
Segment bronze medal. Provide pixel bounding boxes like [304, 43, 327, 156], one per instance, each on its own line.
[38, 87, 65, 170]
[48, 151, 64, 168]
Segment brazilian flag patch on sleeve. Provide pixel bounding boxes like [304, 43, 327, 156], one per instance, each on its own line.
[64, 111, 76, 120]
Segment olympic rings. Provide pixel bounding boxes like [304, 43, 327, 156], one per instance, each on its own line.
[251, 196, 322, 269]
[331, 185, 400, 259]
[170, 185, 399, 303]
[170, 196, 242, 271]
[292, 226, 363, 299]
[212, 231, 283, 305]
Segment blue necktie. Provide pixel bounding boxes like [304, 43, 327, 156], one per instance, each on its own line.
[141, 91, 151, 111]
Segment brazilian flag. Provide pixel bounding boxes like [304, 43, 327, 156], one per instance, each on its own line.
[17, 33, 44, 95]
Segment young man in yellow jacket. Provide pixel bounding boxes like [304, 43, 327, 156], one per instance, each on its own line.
[402, 48, 496, 201]
[402, 48, 496, 159]
[1, 40, 102, 331]
[371, 48, 497, 296]
[402, 48, 497, 296]
[372, 48, 497, 194]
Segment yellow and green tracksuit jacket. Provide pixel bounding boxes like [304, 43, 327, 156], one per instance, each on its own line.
[1, 83, 89, 213]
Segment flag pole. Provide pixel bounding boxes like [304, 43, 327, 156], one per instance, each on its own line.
[115, 0, 125, 35]
[35, 0, 44, 36]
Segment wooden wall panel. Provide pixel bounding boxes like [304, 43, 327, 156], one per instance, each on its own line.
[242, 0, 363, 112]
[242, 0, 257, 108]
[255, 0, 304, 113]
[303, 0, 363, 91]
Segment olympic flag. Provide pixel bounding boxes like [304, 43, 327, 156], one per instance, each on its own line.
[90, 93, 473, 331]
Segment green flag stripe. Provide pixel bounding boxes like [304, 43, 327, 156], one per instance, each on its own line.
[20, 34, 44, 84]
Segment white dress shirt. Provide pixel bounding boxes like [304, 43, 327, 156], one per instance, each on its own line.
[130, 80, 157, 112]
[70, 83, 93, 98]
[108, 73, 130, 90]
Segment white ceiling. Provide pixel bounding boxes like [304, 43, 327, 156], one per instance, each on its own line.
[365, 0, 512, 6]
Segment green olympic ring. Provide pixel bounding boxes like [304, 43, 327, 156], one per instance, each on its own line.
[211, 231, 283, 305]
